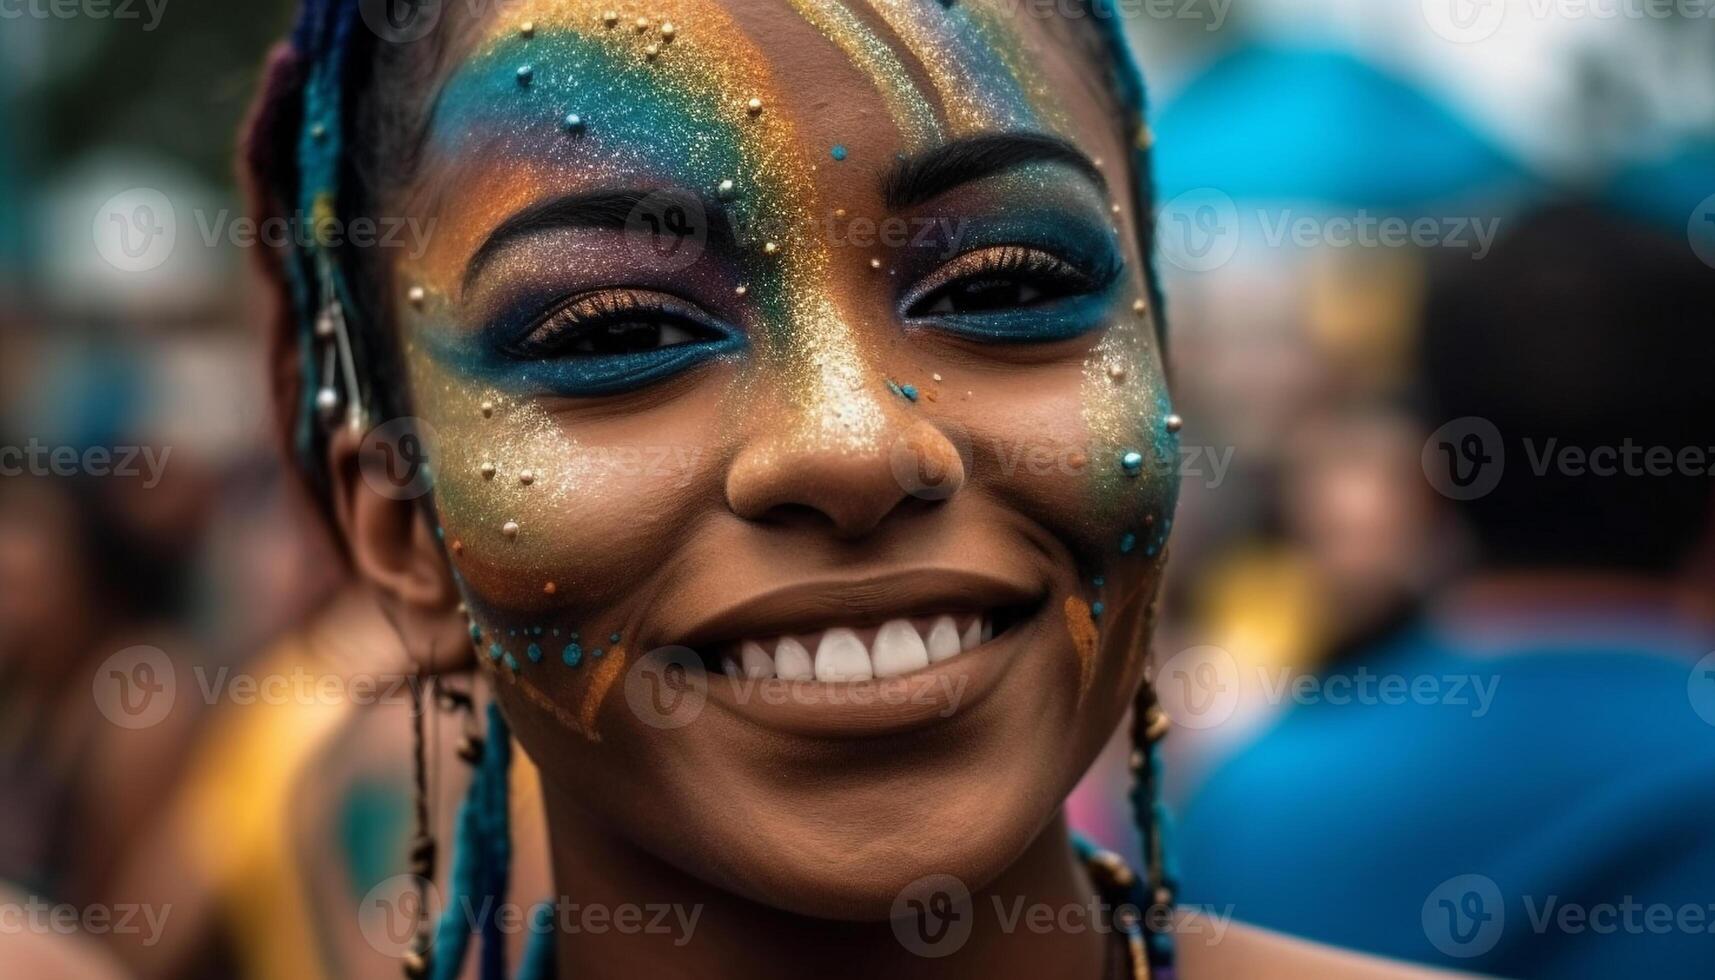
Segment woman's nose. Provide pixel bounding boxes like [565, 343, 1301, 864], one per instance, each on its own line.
[725, 418, 967, 539]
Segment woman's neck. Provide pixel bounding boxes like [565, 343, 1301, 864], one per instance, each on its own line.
[541, 785, 1109, 980]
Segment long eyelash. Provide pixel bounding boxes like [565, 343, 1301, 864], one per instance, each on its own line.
[505, 289, 679, 358]
[913, 245, 1119, 305]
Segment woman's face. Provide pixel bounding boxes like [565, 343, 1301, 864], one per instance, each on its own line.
[386, 0, 1177, 915]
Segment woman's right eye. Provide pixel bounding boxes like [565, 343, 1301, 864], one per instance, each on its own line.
[489, 287, 743, 397]
[506, 289, 727, 361]
[549, 319, 702, 356]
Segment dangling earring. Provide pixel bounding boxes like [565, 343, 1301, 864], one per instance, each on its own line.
[311, 251, 366, 436]
[403, 673, 436, 979]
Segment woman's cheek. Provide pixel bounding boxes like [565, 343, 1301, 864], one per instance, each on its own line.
[961, 321, 1176, 563]
[409, 365, 698, 616]
[1081, 312, 1179, 555]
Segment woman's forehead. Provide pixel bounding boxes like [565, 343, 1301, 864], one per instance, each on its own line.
[440, 0, 1070, 136]
[407, 0, 1094, 281]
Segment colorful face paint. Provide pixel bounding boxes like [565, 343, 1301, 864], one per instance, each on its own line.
[780, 0, 942, 151]
[385, 1, 1174, 754]
[860, 0, 1065, 136]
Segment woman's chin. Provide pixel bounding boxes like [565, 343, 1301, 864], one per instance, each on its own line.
[696, 781, 1055, 921]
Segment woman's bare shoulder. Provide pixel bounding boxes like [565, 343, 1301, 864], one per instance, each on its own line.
[1176, 913, 1484, 979]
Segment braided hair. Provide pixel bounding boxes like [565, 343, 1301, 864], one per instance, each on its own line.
[242, 2, 1175, 976]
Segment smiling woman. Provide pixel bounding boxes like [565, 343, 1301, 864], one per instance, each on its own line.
[242, 2, 1438, 979]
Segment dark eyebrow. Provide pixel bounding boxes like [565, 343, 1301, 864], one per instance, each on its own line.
[883, 132, 1107, 210]
[464, 189, 730, 290]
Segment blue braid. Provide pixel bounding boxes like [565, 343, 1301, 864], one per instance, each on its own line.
[286, 0, 365, 470]
[430, 702, 514, 980]
[1084, 3, 1169, 335]
[517, 903, 556, 980]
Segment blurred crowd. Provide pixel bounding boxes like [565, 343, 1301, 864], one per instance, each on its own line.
[2, 2, 1712, 978]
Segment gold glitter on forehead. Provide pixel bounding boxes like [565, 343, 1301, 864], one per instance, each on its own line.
[861, 0, 1072, 138]
[781, 0, 943, 151]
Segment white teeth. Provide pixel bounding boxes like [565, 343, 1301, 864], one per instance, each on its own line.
[814, 627, 873, 682]
[872, 619, 929, 678]
[774, 637, 813, 680]
[740, 640, 775, 679]
[926, 615, 963, 663]
[734, 612, 1004, 683]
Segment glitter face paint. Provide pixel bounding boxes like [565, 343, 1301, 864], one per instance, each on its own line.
[860, 0, 1065, 136]
[780, 0, 942, 151]
[389, 0, 1174, 738]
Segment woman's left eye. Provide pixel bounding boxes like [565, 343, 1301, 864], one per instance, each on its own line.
[906, 245, 1109, 318]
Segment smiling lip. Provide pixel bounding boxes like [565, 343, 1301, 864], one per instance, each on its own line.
[672, 568, 1041, 653]
[668, 568, 1045, 738]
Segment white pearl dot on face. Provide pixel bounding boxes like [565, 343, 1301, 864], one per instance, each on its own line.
[502, 521, 520, 539]
[519, 469, 535, 486]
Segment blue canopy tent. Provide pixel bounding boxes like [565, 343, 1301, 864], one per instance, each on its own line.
[1151, 45, 1527, 213]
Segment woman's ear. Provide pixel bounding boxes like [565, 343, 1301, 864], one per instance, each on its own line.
[327, 424, 473, 674]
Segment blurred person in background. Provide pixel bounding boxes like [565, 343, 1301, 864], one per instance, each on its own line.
[1279, 406, 1446, 668]
[0, 466, 207, 904]
[1176, 201, 1715, 978]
